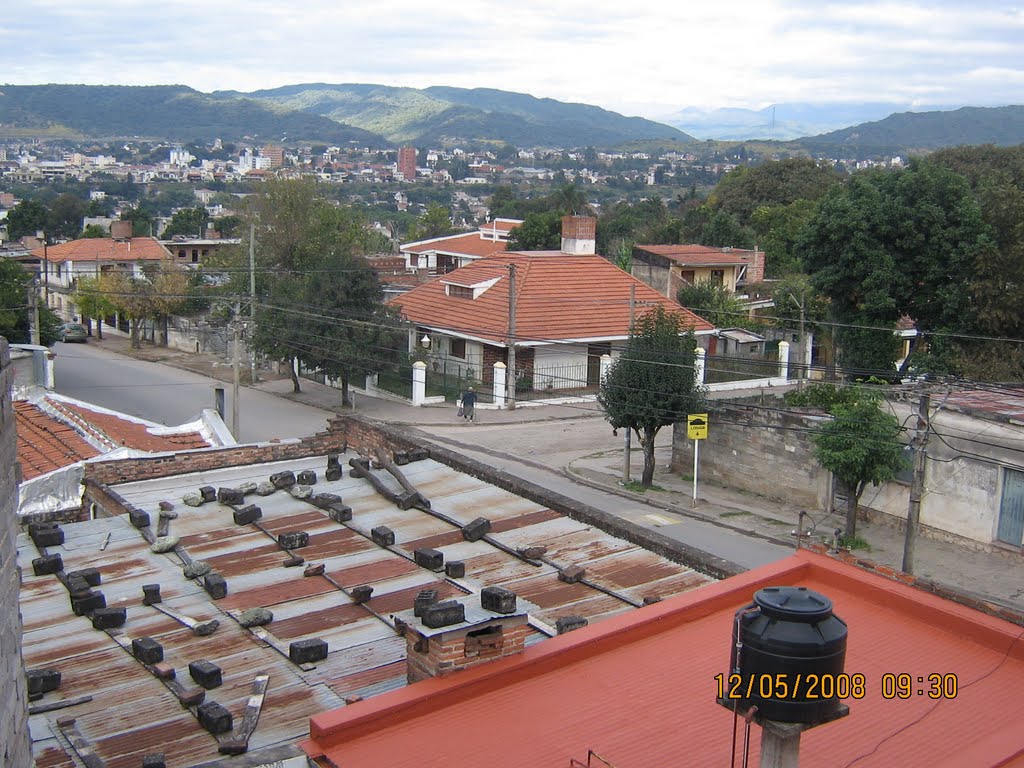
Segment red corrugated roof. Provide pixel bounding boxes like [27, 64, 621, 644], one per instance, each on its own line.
[31, 237, 172, 262]
[14, 401, 101, 480]
[304, 550, 1024, 768]
[389, 253, 713, 344]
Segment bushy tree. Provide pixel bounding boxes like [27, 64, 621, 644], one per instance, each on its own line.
[408, 204, 455, 241]
[598, 306, 707, 487]
[162, 207, 209, 239]
[74, 275, 117, 339]
[677, 280, 755, 330]
[0, 259, 60, 344]
[5, 199, 48, 240]
[506, 211, 562, 250]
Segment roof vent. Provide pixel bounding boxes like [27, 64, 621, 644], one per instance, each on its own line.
[560, 216, 596, 255]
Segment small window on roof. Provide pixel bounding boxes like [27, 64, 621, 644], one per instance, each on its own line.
[448, 285, 473, 299]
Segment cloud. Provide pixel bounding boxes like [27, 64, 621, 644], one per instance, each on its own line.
[2, 0, 1023, 116]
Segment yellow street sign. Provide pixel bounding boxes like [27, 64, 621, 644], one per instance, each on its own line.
[687, 413, 709, 440]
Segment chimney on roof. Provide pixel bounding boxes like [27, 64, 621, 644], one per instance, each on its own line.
[110, 220, 133, 240]
[560, 215, 596, 256]
[404, 589, 531, 684]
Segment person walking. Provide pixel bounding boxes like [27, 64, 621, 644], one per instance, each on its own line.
[460, 386, 478, 422]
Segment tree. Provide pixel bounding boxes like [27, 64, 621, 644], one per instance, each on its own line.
[0, 260, 60, 345]
[408, 204, 455, 241]
[799, 386, 907, 538]
[73, 275, 117, 339]
[121, 206, 155, 237]
[598, 305, 707, 487]
[81, 224, 110, 239]
[5, 199, 48, 240]
[47, 193, 86, 239]
[799, 160, 991, 374]
[162, 207, 209, 239]
[506, 210, 562, 250]
[677, 280, 755, 330]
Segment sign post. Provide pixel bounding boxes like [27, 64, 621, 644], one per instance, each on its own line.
[687, 413, 709, 507]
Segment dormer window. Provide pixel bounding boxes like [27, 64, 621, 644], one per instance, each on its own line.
[448, 285, 473, 299]
[442, 276, 501, 300]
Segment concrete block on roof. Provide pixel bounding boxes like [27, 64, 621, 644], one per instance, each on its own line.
[189, 660, 223, 689]
[232, 504, 262, 525]
[238, 608, 273, 627]
[128, 508, 151, 529]
[327, 503, 352, 522]
[132, 636, 164, 665]
[558, 565, 586, 584]
[32, 553, 63, 576]
[351, 585, 373, 603]
[91, 607, 127, 630]
[26, 668, 61, 695]
[289, 638, 328, 664]
[414, 589, 438, 617]
[204, 572, 228, 600]
[278, 531, 309, 550]
[199, 486, 217, 503]
[297, 469, 317, 485]
[445, 561, 466, 578]
[30, 523, 64, 548]
[556, 615, 589, 634]
[177, 686, 206, 708]
[158, 500, 174, 511]
[71, 591, 106, 616]
[142, 753, 166, 768]
[142, 584, 162, 605]
[414, 548, 444, 571]
[371, 526, 395, 546]
[197, 700, 233, 735]
[481, 586, 517, 614]
[67, 568, 101, 587]
[462, 517, 491, 542]
[216, 487, 245, 506]
[422, 600, 465, 629]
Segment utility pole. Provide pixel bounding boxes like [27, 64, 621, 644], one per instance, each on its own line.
[232, 299, 241, 440]
[248, 223, 258, 383]
[622, 284, 635, 483]
[27, 281, 40, 345]
[902, 391, 931, 574]
[506, 263, 517, 410]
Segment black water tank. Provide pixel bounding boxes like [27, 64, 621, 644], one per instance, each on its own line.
[729, 586, 847, 724]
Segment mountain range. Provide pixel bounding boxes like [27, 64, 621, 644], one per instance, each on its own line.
[1, 83, 1023, 154]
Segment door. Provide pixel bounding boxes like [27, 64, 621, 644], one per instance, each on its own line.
[587, 343, 611, 386]
[997, 467, 1024, 546]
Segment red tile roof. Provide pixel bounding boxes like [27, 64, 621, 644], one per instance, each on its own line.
[304, 550, 1024, 768]
[14, 401, 101, 480]
[50, 400, 209, 453]
[401, 231, 510, 258]
[31, 237, 172, 262]
[389, 253, 714, 344]
[636, 244, 751, 267]
[14, 396, 211, 480]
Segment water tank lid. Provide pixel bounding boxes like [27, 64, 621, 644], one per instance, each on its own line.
[754, 586, 833, 622]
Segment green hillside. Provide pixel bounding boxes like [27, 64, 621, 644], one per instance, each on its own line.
[243, 83, 692, 147]
[0, 84, 386, 145]
[799, 105, 1024, 154]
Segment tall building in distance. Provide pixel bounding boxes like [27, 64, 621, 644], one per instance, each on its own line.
[397, 145, 417, 181]
[261, 145, 284, 169]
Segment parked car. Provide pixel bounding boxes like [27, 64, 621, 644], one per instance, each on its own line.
[58, 323, 89, 343]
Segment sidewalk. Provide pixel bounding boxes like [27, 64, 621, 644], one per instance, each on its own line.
[88, 335, 1024, 615]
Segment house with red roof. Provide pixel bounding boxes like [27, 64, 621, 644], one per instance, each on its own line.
[389, 218, 714, 395]
[302, 546, 1024, 768]
[400, 218, 522, 274]
[31, 224, 176, 323]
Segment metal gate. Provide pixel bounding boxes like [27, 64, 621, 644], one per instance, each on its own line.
[997, 467, 1024, 546]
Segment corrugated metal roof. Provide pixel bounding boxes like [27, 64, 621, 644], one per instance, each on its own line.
[21, 451, 713, 767]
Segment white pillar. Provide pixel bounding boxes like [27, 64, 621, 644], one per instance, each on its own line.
[695, 347, 706, 384]
[600, 353, 612, 383]
[493, 362, 507, 408]
[778, 340, 791, 379]
[412, 361, 426, 406]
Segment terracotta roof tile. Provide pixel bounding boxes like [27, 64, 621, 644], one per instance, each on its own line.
[636, 244, 751, 266]
[30, 237, 172, 262]
[14, 401, 101, 481]
[51, 400, 209, 452]
[401, 231, 510, 258]
[389, 253, 713, 344]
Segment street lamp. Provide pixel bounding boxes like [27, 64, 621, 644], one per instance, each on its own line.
[420, 334, 431, 349]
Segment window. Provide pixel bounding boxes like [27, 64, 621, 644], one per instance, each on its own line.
[711, 269, 725, 286]
[450, 338, 467, 358]
[679, 270, 695, 285]
[448, 285, 473, 299]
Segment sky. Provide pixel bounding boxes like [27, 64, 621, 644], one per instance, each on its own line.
[4, 1, 1024, 119]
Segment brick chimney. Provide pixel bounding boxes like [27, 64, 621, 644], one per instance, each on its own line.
[560, 215, 596, 255]
[402, 587, 532, 683]
[110, 220, 133, 240]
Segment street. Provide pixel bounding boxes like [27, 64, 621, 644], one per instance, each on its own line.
[53, 342, 332, 443]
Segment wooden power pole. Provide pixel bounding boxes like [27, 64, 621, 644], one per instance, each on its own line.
[507, 263, 517, 410]
[902, 391, 931, 574]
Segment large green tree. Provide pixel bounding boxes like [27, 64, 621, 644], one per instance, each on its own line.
[799, 159, 991, 374]
[5, 199, 48, 240]
[232, 179, 400, 399]
[598, 305, 707, 487]
[47, 193, 86, 240]
[162, 207, 209, 239]
[0, 260, 60, 345]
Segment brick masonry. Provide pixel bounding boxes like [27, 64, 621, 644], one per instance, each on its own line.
[1, 339, 33, 767]
[406, 622, 532, 683]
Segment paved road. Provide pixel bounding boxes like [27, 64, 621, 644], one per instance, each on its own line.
[52, 342, 332, 443]
[416, 420, 791, 570]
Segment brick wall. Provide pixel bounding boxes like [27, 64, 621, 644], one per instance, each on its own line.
[406, 622, 532, 683]
[0, 339, 32, 768]
[672, 399, 831, 511]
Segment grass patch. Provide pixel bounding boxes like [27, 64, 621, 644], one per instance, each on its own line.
[720, 510, 751, 518]
[623, 481, 666, 493]
[838, 533, 871, 551]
